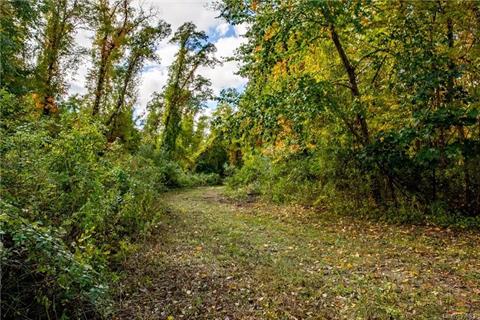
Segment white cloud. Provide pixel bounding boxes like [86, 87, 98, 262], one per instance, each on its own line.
[67, 28, 93, 96]
[215, 35, 244, 59]
[234, 23, 249, 37]
[215, 22, 230, 36]
[199, 34, 248, 96]
[137, 0, 220, 33]
[67, 62, 90, 96]
[200, 60, 247, 95]
[198, 34, 247, 96]
[154, 42, 178, 67]
[135, 42, 178, 116]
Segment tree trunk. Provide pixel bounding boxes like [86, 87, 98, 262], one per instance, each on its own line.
[329, 24, 370, 145]
[161, 47, 187, 154]
[328, 24, 383, 204]
[107, 56, 138, 124]
[92, 34, 111, 116]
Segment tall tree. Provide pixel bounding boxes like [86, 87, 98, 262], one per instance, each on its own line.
[387, 0, 480, 213]
[88, 0, 150, 116]
[106, 20, 171, 142]
[218, 0, 384, 201]
[218, 0, 480, 214]
[0, 0, 40, 94]
[35, 0, 84, 115]
[150, 22, 217, 157]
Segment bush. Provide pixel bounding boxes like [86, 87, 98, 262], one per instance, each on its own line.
[0, 90, 224, 317]
[1, 205, 111, 319]
[225, 148, 480, 229]
[0, 92, 164, 318]
[225, 153, 340, 205]
[137, 143, 222, 188]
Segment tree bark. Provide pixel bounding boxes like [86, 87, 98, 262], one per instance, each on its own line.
[92, 35, 110, 116]
[106, 55, 138, 126]
[329, 24, 370, 146]
[328, 23, 383, 204]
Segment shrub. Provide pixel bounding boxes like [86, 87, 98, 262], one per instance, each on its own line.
[0, 92, 164, 317]
[1, 204, 111, 319]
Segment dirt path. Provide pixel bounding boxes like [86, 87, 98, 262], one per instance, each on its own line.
[116, 187, 480, 319]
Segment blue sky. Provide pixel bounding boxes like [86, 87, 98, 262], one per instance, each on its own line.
[68, 0, 248, 119]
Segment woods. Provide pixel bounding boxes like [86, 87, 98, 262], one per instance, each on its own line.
[217, 0, 480, 216]
[1, 0, 479, 318]
[1, 0, 218, 317]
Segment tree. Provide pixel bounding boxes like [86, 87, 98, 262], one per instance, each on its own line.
[384, 0, 480, 213]
[218, 0, 384, 200]
[88, 0, 151, 116]
[34, 0, 84, 115]
[217, 0, 480, 214]
[148, 22, 217, 158]
[194, 88, 243, 174]
[106, 20, 171, 142]
[0, 0, 40, 94]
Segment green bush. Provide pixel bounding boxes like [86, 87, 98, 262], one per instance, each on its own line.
[225, 153, 343, 205]
[225, 149, 480, 229]
[0, 90, 224, 317]
[0, 92, 164, 318]
[137, 143, 222, 188]
[1, 205, 111, 319]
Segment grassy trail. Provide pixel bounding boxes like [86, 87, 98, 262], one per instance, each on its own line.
[116, 187, 480, 319]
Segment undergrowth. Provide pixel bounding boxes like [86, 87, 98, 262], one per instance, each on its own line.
[225, 154, 480, 230]
[0, 91, 218, 318]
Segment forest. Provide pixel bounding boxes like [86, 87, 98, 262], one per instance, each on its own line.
[1, 0, 479, 319]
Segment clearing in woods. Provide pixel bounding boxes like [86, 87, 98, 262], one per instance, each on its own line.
[116, 187, 480, 319]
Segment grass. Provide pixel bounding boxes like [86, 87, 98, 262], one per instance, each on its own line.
[115, 186, 480, 319]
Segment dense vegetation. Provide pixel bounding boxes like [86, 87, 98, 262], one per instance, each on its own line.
[0, 0, 479, 318]
[216, 0, 480, 223]
[0, 0, 219, 318]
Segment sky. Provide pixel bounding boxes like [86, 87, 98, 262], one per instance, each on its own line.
[68, 0, 248, 118]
